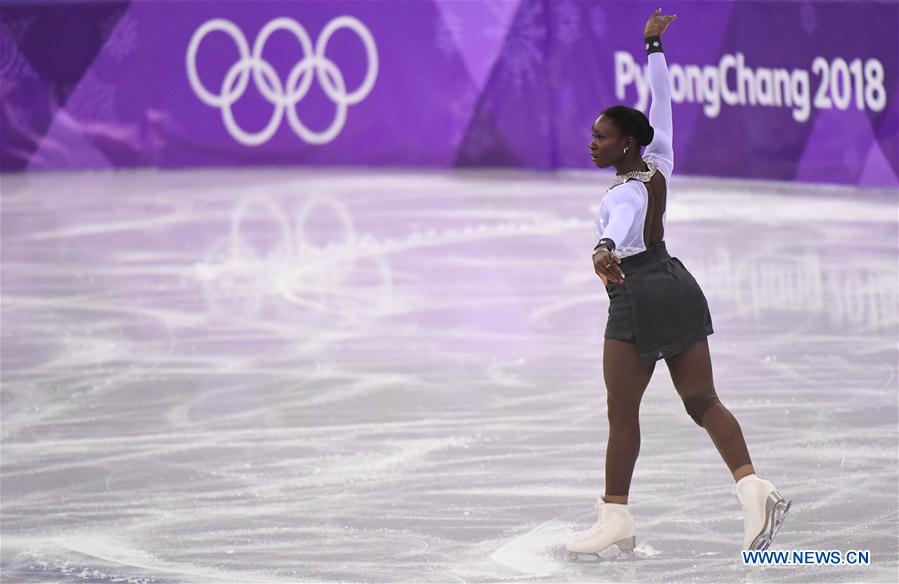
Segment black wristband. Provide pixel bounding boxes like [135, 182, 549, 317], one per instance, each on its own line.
[644, 35, 663, 55]
[594, 238, 616, 253]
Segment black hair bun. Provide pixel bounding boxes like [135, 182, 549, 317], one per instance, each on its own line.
[641, 126, 655, 147]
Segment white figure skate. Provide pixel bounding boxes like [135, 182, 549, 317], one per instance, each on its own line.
[733, 474, 792, 550]
[566, 497, 637, 561]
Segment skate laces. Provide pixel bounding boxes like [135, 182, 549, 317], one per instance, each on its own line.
[572, 500, 607, 539]
[574, 517, 605, 539]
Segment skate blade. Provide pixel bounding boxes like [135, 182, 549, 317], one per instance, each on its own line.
[567, 536, 637, 562]
[762, 499, 791, 550]
[750, 494, 791, 551]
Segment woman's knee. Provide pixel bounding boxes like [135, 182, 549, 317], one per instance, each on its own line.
[682, 391, 721, 426]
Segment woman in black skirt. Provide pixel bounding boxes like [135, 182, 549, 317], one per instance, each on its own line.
[566, 9, 791, 559]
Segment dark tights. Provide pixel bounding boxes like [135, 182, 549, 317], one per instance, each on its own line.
[603, 337, 752, 497]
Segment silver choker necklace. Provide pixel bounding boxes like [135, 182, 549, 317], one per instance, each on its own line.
[608, 158, 658, 190]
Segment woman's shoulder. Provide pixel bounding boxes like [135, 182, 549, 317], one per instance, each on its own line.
[643, 154, 673, 183]
[605, 179, 646, 201]
[612, 177, 649, 191]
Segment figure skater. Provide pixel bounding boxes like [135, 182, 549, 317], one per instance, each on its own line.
[566, 9, 791, 559]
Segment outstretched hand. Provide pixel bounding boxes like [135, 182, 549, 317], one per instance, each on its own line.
[593, 249, 625, 285]
[644, 7, 677, 38]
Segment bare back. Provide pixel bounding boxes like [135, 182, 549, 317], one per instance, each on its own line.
[643, 172, 666, 246]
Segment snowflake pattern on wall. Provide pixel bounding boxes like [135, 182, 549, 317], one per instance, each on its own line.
[552, 0, 580, 48]
[447, 85, 478, 146]
[0, 17, 36, 80]
[496, 1, 546, 95]
[432, 0, 519, 79]
[433, 9, 459, 58]
[65, 72, 117, 124]
[100, 12, 138, 62]
[589, 6, 608, 38]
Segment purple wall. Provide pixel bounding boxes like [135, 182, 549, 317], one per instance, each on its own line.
[1, 0, 896, 186]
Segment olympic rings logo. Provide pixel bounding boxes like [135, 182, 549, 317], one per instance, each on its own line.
[186, 16, 378, 146]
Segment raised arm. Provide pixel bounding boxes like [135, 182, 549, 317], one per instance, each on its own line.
[642, 9, 677, 181]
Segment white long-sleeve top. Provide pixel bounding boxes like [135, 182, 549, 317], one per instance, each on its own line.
[594, 50, 674, 258]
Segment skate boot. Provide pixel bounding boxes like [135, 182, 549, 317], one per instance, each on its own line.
[566, 497, 636, 561]
[733, 474, 792, 551]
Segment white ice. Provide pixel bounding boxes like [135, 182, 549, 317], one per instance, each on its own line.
[1, 168, 897, 583]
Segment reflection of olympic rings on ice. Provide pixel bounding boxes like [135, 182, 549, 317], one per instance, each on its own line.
[186, 16, 378, 146]
[194, 197, 586, 319]
[194, 194, 393, 317]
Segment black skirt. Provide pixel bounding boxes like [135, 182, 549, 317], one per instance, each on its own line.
[604, 240, 714, 363]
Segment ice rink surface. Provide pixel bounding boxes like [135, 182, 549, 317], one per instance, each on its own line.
[1, 168, 897, 583]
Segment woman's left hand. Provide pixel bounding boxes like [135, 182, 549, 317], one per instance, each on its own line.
[593, 248, 625, 285]
[644, 7, 677, 38]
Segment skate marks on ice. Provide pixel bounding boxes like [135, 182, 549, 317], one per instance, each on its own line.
[2, 168, 897, 582]
[2, 531, 297, 584]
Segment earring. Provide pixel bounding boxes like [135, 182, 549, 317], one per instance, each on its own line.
[624, 147, 629, 154]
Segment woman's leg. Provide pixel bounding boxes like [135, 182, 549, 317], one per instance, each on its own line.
[664, 337, 754, 480]
[602, 338, 657, 503]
